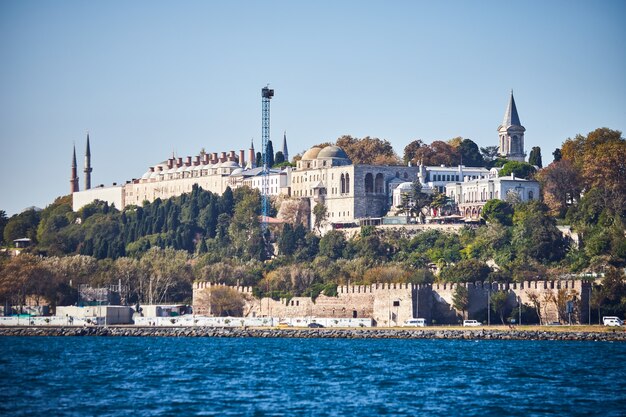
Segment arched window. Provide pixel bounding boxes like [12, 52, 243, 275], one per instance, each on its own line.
[340, 174, 345, 194]
[365, 173, 374, 193]
[396, 171, 400, 178]
[375, 173, 384, 193]
[528, 190, 534, 200]
[345, 173, 350, 194]
[403, 172, 408, 179]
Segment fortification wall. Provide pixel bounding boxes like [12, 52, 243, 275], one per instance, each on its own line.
[193, 280, 591, 326]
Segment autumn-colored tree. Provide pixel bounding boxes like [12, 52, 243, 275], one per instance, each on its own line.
[335, 135, 400, 165]
[581, 139, 626, 217]
[536, 159, 583, 217]
[412, 141, 460, 166]
[403, 139, 424, 164]
[202, 286, 246, 317]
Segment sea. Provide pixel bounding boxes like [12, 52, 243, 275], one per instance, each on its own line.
[0, 337, 624, 416]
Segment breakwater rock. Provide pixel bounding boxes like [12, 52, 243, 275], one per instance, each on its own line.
[1, 326, 625, 341]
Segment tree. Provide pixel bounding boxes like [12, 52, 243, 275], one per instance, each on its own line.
[439, 260, 491, 283]
[318, 230, 347, 260]
[482, 200, 513, 226]
[498, 161, 536, 179]
[452, 285, 469, 320]
[336, 135, 400, 165]
[412, 141, 460, 166]
[458, 139, 484, 167]
[139, 247, 192, 304]
[480, 146, 500, 165]
[274, 151, 285, 165]
[490, 291, 508, 324]
[552, 148, 562, 162]
[256, 152, 262, 168]
[3, 208, 41, 245]
[403, 139, 424, 164]
[312, 202, 328, 233]
[536, 159, 583, 217]
[528, 146, 543, 168]
[265, 140, 275, 168]
[0, 210, 8, 245]
[201, 286, 245, 317]
[228, 190, 263, 260]
[512, 201, 568, 263]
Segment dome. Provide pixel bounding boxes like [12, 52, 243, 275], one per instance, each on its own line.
[397, 182, 413, 191]
[317, 145, 349, 160]
[301, 147, 322, 161]
[141, 171, 151, 180]
[221, 161, 239, 168]
[230, 168, 244, 176]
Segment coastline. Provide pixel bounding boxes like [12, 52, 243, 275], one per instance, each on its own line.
[1, 326, 625, 341]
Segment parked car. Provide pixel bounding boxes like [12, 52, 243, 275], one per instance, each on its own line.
[307, 322, 324, 328]
[463, 320, 482, 327]
[603, 316, 624, 327]
[403, 318, 427, 327]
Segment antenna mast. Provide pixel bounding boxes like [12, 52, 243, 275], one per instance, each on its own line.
[261, 86, 274, 230]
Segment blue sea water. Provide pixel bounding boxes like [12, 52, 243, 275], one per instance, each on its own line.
[0, 337, 625, 416]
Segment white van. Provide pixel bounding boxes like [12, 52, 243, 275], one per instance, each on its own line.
[603, 316, 623, 327]
[403, 318, 427, 327]
[463, 320, 482, 327]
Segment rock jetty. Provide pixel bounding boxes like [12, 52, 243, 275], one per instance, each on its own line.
[1, 326, 625, 341]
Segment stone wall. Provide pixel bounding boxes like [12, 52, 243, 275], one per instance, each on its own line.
[193, 280, 591, 326]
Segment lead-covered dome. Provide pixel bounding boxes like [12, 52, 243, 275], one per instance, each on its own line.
[301, 147, 322, 161]
[317, 145, 349, 160]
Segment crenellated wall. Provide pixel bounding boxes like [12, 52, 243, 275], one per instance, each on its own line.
[192, 280, 591, 326]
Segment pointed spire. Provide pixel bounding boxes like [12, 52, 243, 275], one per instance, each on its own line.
[502, 90, 521, 127]
[70, 143, 79, 193]
[282, 130, 289, 162]
[85, 132, 91, 157]
[250, 138, 255, 151]
[84, 132, 92, 190]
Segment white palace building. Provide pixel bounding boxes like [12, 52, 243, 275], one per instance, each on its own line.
[71, 92, 539, 226]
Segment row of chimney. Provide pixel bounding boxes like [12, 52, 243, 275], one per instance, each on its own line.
[162, 150, 248, 170]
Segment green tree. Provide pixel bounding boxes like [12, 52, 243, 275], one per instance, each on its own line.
[498, 161, 537, 179]
[452, 285, 469, 320]
[3, 208, 41, 245]
[274, 151, 285, 165]
[552, 148, 562, 162]
[313, 202, 328, 233]
[319, 230, 347, 260]
[482, 200, 514, 226]
[528, 146, 543, 168]
[439, 259, 491, 283]
[490, 291, 508, 324]
[0, 210, 8, 245]
[512, 201, 568, 263]
[458, 139, 484, 167]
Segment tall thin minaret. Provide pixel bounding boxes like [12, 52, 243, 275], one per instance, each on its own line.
[84, 133, 92, 190]
[70, 144, 79, 193]
[282, 131, 289, 163]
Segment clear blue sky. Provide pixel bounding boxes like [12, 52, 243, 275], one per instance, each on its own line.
[1, 0, 625, 216]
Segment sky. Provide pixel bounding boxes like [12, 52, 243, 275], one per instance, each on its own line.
[1, 0, 625, 216]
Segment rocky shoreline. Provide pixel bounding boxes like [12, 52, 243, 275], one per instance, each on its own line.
[1, 326, 625, 341]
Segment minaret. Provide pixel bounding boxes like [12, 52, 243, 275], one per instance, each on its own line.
[282, 131, 289, 163]
[497, 90, 526, 162]
[84, 133, 92, 190]
[70, 144, 79, 193]
[247, 138, 256, 169]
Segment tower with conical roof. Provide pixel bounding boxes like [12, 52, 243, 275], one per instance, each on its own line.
[70, 144, 79, 193]
[497, 91, 526, 162]
[84, 133, 93, 189]
[282, 131, 289, 163]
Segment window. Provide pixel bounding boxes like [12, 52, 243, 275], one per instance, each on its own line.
[340, 173, 346, 194]
[375, 173, 384, 193]
[365, 173, 374, 193]
[528, 190, 534, 200]
[345, 173, 350, 193]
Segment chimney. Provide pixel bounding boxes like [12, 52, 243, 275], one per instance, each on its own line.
[186, 156, 192, 166]
[212, 152, 218, 164]
[149, 167, 155, 172]
[249, 148, 255, 168]
[194, 156, 201, 165]
[229, 150, 236, 161]
[177, 157, 183, 167]
[167, 159, 174, 169]
[239, 150, 245, 167]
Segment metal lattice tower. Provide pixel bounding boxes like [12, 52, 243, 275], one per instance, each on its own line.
[261, 86, 274, 230]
